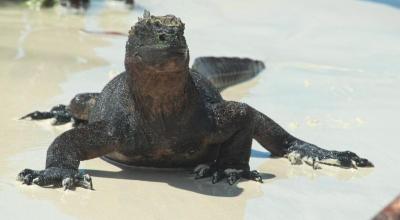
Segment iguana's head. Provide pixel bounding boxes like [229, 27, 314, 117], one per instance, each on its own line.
[125, 11, 189, 73]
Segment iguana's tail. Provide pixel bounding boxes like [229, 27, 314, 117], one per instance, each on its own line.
[191, 57, 265, 91]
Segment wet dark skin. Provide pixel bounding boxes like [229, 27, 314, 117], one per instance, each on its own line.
[18, 11, 373, 190]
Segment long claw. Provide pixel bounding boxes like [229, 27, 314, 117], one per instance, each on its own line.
[193, 164, 214, 180]
[77, 174, 94, 190]
[194, 171, 206, 179]
[62, 177, 74, 191]
[227, 173, 240, 185]
[20, 111, 54, 120]
[242, 170, 263, 183]
[355, 158, 374, 167]
[312, 160, 321, 170]
[17, 169, 33, 181]
[32, 176, 44, 186]
[23, 174, 34, 185]
[212, 171, 223, 184]
[253, 175, 263, 183]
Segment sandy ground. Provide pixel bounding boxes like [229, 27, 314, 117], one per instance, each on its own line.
[0, 0, 399, 219]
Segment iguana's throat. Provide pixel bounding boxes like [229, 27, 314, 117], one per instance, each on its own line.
[126, 61, 197, 120]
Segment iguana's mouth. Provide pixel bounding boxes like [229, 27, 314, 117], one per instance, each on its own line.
[134, 46, 188, 60]
[127, 46, 188, 72]
[140, 45, 187, 52]
[166, 47, 187, 55]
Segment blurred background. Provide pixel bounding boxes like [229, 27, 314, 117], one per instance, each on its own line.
[0, 0, 399, 219]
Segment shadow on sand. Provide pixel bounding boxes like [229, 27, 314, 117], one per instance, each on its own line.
[86, 153, 275, 197]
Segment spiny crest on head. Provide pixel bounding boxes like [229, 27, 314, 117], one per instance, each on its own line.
[129, 10, 185, 37]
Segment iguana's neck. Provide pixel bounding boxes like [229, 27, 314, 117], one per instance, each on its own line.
[127, 67, 199, 121]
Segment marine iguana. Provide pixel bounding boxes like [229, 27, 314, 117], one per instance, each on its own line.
[18, 11, 373, 190]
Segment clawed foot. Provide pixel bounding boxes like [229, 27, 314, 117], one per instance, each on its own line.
[20, 104, 72, 125]
[17, 168, 93, 190]
[212, 169, 263, 185]
[193, 164, 215, 179]
[193, 164, 263, 185]
[285, 141, 374, 169]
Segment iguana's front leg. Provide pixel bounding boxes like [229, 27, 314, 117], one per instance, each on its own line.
[251, 106, 373, 169]
[193, 101, 263, 185]
[202, 101, 373, 184]
[17, 121, 119, 190]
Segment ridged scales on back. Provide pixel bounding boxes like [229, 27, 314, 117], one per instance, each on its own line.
[18, 11, 373, 190]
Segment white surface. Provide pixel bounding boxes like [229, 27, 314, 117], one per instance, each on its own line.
[0, 0, 399, 219]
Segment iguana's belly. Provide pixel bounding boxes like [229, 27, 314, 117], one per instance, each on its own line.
[104, 138, 219, 168]
[104, 118, 219, 168]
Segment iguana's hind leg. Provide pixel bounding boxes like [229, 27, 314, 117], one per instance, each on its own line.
[20, 93, 98, 126]
[20, 104, 71, 125]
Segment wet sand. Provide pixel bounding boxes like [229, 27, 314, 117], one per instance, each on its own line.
[1, 0, 400, 219]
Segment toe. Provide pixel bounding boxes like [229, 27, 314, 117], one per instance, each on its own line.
[193, 164, 214, 179]
[17, 169, 33, 181]
[286, 151, 303, 165]
[62, 177, 75, 190]
[194, 171, 206, 179]
[194, 168, 209, 179]
[250, 170, 263, 183]
[242, 170, 263, 183]
[76, 174, 93, 190]
[355, 158, 374, 167]
[18, 169, 42, 185]
[23, 174, 34, 185]
[211, 171, 224, 184]
[32, 176, 46, 186]
[227, 173, 240, 185]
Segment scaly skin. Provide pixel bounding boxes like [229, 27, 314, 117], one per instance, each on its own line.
[18, 11, 373, 190]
